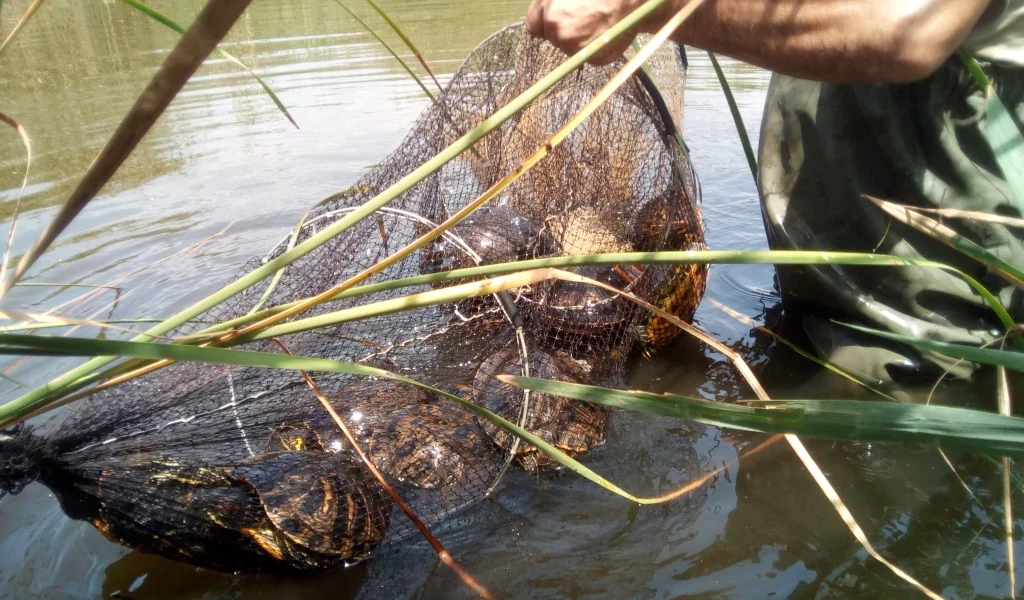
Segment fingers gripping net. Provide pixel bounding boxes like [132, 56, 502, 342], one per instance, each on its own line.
[0, 25, 706, 580]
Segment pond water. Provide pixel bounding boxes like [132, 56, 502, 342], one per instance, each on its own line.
[0, 1, 1018, 599]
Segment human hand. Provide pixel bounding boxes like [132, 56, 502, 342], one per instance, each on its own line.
[525, 0, 650, 65]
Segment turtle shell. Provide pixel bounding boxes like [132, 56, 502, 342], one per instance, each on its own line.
[417, 205, 557, 321]
[367, 403, 498, 490]
[322, 380, 498, 493]
[520, 206, 651, 353]
[630, 194, 709, 348]
[88, 449, 390, 573]
[522, 196, 708, 353]
[231, 451, 390, 566]
[471, 348, 608, 471]
[417, 205, 556, 280]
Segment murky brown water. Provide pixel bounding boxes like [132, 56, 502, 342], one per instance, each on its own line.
[0, 1, 1018, 598]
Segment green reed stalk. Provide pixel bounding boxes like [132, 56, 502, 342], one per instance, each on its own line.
[707, 51, 756, 181]
[0, 249, 1014, 428]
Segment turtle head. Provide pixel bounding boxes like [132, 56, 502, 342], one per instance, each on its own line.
[0, 423, 55, 498]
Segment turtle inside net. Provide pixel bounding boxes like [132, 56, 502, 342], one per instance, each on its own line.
[0, 24, 707, 577]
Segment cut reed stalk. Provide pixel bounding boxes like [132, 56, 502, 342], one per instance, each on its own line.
[0, 110, 30, 294]
[0, 0, 44, 56]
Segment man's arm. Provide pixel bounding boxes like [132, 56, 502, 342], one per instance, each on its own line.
[526, 0, 993, 82]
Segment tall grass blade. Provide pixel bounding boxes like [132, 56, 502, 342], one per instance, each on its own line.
[839, 321, 1024, 372]
[0, 110, 31, 293]
[499, 376, 1024, 458]
[960, 50, 1024, 215]
[707, 51, 756, 181]
[117, 0, 298, 128]
[1, 0, 255, 298]
[0, 0, 44, 57]
[364, 0, 442, 92]
[867, 195, 1024, 288]
[333, 0, 436, 101]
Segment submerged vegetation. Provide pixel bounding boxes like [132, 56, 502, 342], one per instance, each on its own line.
[0, 0, 1022, 598]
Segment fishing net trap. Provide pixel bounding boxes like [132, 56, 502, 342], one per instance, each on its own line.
[0, 23, 707, 592]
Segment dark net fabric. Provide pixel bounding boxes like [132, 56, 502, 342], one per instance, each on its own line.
[0, 24, 706, 581]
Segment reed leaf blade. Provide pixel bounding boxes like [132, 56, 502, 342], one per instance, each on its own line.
[959, 50, 1024, 215]
[500, 375, 1024, 457]
[707, 51, 756, 181]
[364, 0, 442, 91]
[838, 321, 1024, 372]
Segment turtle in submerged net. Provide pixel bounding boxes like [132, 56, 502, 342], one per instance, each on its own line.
[471, 348, 609, 471]
[0, 23, 706, 581]
[1, 420, 390, 573]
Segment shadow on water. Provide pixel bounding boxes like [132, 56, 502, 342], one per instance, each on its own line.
[0, 0, 1020, 598]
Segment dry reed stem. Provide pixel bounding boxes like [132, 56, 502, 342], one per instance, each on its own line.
[867, 195, 1024, 288]
[905, 205, 1024, 229]
[998, 352, 1017, 598]
[0, 310, 171, 339]
[270, 338, 494, 600]
[0, 111, 31, 294]
[707, 298, 898, 402]
[0, 0, 45, 56]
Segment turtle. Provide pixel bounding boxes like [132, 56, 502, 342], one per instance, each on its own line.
[629, 192, 710, 349]
[302, 380, 500, 493]
[521, 194, 709, 355]
[470, 347, 609, 471]
[417, 205, 557, 280]
[416, 205, 557, 321]
[84, 448, 390, 573]
[519, 205, 653, 355]
[366, 402, 500, 491]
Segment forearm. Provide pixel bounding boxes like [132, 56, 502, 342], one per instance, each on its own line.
[660, 0, 992, 82]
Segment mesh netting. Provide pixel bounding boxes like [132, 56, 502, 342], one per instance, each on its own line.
[0, 24, 706, 582]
